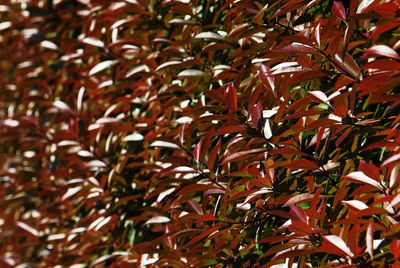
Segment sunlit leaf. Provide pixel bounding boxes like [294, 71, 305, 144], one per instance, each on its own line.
[194, 32, 224, 40]
[343, 171, 383, 189]
[89, 60, 117, 76]
[320, 235, 354, 257]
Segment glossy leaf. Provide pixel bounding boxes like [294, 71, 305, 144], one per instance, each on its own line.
[362, 45, 400, 60]
[321, 235, 354, 257]
[89, 60, 117, 76]
[343, 171, 383, 189]
[332, 1, 346, 20]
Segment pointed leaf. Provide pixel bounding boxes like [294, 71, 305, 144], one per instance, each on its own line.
[194, 32, 224, 40]
[126, 64, 150, 77]
[0, 21, 11, 31]
[277, 43, 316, 54]
[123, 133, 144, 142]
[362, 45, 400, 60]
[53, 100, 72, 112]
[321, 235, 354, 257]
[288, 206, 308, 223]
[207, 138, 221, 172]
[343, 171, 382, 189]
[40, 40, 58, 50]
[176, 184, 215, 195]
[193, 137, 204, 163]
[221, 148, 267, 165]
[224, 83, 238, 112]
[82, 37, 104, 48]
[342, 200, 369, 211]
[263, 119, 273, 139]
[17, 221, 40, 237]
[382, 153, 400, 168]
[259, 65, 275, 94]
[359, 160, 380, 182]
[284, 193, 314, 207]
[89, 60, 117, 76]
[156, 61, 182, 71]
[333, 52, 362, 80]
[177, 69, 206, 78]
[332, 1, 346, 20]
[282, 159, 318, 170]
[150, 141, 180, 149]
[96, 117, 120, 124]
[145, 216, 170, 225]
[251, 102, 264, 131]
[85, 160, 107, 169]
[309, 91, 331, 106]
[184, 226, 220, 248]
[367, 220, 374, 259]
[212, 125, 247, 136]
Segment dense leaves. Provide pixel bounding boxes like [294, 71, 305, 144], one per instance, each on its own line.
[1, 0, 399, 267]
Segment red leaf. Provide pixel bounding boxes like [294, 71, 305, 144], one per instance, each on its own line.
[288, 206, 308, 223]
[212, 125, 247, 136]
[277, 43, 317, 54]
[176, 184, 215, 195]
[251, 101, 263, 131]
[320, 235, 354, 257]
[96, 117, 120, 124]
[366, 220, 374, 259]
[221, 148, 267, 165]
[332, 1, 346, 20]
[90, 252, 129, 267]
[281, 159, 318, 170]
[53, 100, 72, 112]
[156, 60, 182, 71]
[150, 140, 180, 149]
[259, 65, 275, 95]
[179, 214, 218, 222]
[193, 137, 204, 163]
[288, 220, 313, 235]
[17, 221, 40, 237]
[343, 171, 383, 189]
[391, 239, 400, 260]
[89, 60, 117, 76]
[270, 148, 308, 156]
[359, 160, 380, 182]
[207, 138, 221, 172]
[184, 226, 220, 248]
[177, 69, 207, 78]
[362, 45, 400, 60]
[84, 160, 107, 169]
[342, 200, 369, 211]
[271, 66, 306, 75]
[258, 234, 298, 244]
[333, 52, 362, 80]
[309, 91, 331, 106]
[334, 75, 354, 91]
[224, 83, 238, 112]
[269, 249, 314, 265]
[284, 193, 314, 207]
[361, 59, 400, 71]
[309, 186, 322, 217]
[82, 36, 104, 48]
[194, 31, 224, 41]
[145, 216, 170, 225]
[382, 153, 400, 168]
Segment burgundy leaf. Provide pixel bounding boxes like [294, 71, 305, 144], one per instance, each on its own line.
[332, 1, 346, 20]
[362, 45, 400, 60]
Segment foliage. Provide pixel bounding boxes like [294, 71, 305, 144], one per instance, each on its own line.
[1, 0, 400, 267]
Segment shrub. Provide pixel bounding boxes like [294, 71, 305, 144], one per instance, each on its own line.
[1, 0, 399, 267]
